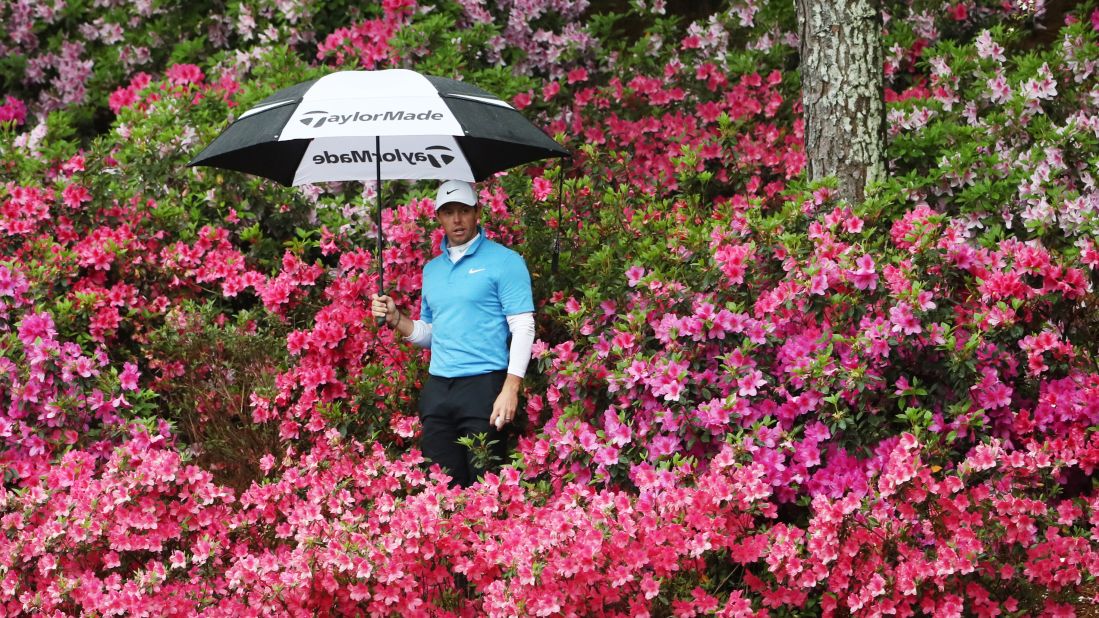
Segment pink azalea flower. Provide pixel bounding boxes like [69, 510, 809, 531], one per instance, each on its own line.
[119, 362, 140, 391]
[889, 302, 922, 335]
[513, 90, 533, 109]
[542, 81, 560, 101]
[603, 409, 632, 447]
[0, 96, 27, 125]
[18, 312, 57, 345]
[532, 176, 553, 201]
[166, 63, 204, 87]
[808, 272, 828, 295]
[849, 254, 878, 290]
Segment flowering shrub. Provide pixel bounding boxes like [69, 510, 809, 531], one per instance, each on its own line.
[0, 0, 411, 131]
[0, 0, 1097, 615]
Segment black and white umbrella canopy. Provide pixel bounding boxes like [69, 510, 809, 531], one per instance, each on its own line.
[188, 69, 569, 185]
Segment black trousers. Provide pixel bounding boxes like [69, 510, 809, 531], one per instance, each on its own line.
[418, 371, 509, 488]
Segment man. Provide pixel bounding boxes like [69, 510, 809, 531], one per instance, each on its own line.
[371, 180, 536, 487]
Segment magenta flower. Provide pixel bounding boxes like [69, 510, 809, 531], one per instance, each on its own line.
[808, 272, 828, 295]
[849, 254, 878, 290]
[0, 96, 27, 125]
[165, 63, 204, 87]
[119, 362, 140, 391]
[532, 176, 554, 201]
[61, 183, 92, 209]
[513, 90, 533, 109]
[713, 242, 752, 284]
[542, 81, 561, 101]
[625, 264, 646, 287]
[18, 312, 57, 346]
[888, 302, 922, 335]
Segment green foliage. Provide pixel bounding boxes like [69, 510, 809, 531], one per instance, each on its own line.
[147, 302, 288, 491]
[457, 432, 506, 471]
[390, 8, 541, 99]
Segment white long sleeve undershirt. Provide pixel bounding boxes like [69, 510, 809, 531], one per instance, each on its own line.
[504, 312, 536, 378]
[406, 319, 433, 348]
[404, 311, 535, 378]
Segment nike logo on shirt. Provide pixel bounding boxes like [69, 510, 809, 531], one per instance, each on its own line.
[468, 267, 486, 274]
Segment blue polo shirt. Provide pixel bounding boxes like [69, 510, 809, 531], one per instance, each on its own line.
[421, 231, 534, 378]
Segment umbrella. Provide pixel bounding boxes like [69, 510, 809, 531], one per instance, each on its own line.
[188, 68, 569, 295]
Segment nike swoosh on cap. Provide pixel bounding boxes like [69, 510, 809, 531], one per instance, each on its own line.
[446, 188, 459, 194]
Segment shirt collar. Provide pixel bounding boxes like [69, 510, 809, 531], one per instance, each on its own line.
[441, 226, 485, 256]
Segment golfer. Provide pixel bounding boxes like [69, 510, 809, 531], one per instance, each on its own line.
[371, 180, 535, 487]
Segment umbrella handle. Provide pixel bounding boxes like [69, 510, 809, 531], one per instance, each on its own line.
[375, 258, 385, 326]
[374, 269, 385, 326]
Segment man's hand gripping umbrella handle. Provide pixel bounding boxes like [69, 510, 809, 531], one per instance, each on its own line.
[371, 294, 399, 331]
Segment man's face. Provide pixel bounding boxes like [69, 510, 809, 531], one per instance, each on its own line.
[436, 202, 481, 246]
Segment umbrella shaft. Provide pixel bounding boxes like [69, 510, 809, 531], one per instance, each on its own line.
[376, 135, 384, 296]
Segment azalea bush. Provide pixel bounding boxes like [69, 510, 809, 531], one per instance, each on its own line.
[1, 0, 1097, 615]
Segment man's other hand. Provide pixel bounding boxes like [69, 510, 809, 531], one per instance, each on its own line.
[490, 374, 522, 430]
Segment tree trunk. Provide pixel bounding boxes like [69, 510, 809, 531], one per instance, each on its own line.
[796, 0, 885, 205]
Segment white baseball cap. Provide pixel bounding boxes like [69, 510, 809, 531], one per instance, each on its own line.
[435, 180, 477, 211]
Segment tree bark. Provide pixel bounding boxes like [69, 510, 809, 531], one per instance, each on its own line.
[796, 0, 886, 204]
